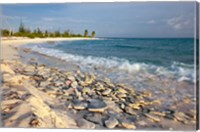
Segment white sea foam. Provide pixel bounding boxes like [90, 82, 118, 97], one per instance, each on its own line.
[24, 44, 195, 83]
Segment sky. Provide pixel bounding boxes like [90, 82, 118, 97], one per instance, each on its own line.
[1, 2, 197, 38]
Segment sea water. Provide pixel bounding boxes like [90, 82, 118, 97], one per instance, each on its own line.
[23, 38, 195, 83]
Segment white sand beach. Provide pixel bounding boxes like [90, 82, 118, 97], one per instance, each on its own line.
[1, 37, 96, 60]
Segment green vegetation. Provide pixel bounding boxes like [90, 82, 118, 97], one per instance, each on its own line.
[2, 22, 96, 39]
[84, 29, 88, 37]
[91, 31, 96, 38]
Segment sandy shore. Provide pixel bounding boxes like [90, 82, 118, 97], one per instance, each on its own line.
[1, 37, 97, 60]
[0, 37, 197, 129]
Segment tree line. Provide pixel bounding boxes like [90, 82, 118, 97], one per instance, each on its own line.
[2, 22, 96, 38]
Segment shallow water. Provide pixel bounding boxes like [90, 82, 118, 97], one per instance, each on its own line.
[19, 38, 196, 107]
[21, 38, 195, 83]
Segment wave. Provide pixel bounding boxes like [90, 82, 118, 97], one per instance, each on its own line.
[24, 44, 195, 83]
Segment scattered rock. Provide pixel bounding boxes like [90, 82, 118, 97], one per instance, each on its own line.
[124, 107, 137, 116]
[88, 99, 108, 113]
[82, 87, 91, 94]
[174, 112, 189, 124]
[67, 75, 76, 82]
[73, 100, 88, 110]
[128, 103, 140, 110]
[105, 117, 119, 129]
[84, 113, 104, 125]
[144, 113, 160, 122]
[150, 111, 165, 117]
[77, 119, 96, 129]
[121, 120, 136, 129]
[117, 88, 127, 94]
[71, 81, 78, 89]
[116, 93, 126, 98]
[102, 89, 112, 96]
[137, 120, 147, 126]
[29, 118, 41, 127]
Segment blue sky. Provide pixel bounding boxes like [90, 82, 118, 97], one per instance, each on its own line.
[1, 2, 196, 38]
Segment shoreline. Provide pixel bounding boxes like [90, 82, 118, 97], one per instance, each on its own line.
[1, 37, 98, 60]
[0, 37, 196, 129]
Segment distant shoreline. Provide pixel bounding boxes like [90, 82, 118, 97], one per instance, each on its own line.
[1, 37, 98, 60]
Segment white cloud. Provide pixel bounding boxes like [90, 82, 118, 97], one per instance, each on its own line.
[42, 17, 55, 22]
[41, 17, 94, 24]
[147, 19, 156, 24]
[167, 16, 191, 30]
[1, 15, 26, 20]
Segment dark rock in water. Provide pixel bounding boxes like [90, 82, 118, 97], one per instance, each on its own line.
[84, 113, 104, 125]
[88, 99, 108, 112]
[105, 117, 119, 129]
[77, 119, 96, 129]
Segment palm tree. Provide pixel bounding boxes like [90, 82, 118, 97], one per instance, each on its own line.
[84, 29, 88, 37]
[91, 31, 96, 38]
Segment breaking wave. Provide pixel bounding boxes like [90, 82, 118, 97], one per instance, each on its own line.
[23, 44, 195, 83]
